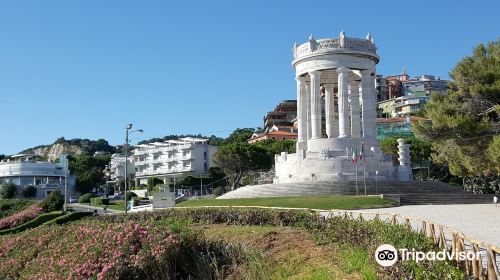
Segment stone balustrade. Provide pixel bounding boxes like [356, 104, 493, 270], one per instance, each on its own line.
[293, 36, 377, 60]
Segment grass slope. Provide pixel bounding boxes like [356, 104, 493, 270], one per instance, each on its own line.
[177, 195, 396, 210]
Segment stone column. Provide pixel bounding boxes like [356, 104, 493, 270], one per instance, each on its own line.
[305, 81, 312, 140]
[309, 70, 321, 139]
[349, 80, 361, 138]
[336, 67, 350, 138]
[369, 73, 378, 138]
[295, 76, 307, 151]
[360, 70, 377, 138]
[324, 84, 336, 138]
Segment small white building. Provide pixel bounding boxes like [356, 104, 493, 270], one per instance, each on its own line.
[133, 138, 218, 186]
[0, 154, 76, 200]
[108, 153, 135, 183]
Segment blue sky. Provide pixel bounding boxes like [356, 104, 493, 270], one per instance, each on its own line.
[0, 0, 498, 155]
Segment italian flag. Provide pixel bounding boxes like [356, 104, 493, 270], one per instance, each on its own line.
[352, 146, 357, 165]
[359, 143, 364, 161]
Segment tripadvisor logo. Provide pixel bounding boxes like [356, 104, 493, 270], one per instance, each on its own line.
[375, 244, 398, 267]
[374, 244, 480, 267]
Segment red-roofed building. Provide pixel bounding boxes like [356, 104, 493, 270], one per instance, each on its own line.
[248, 125, 298, 143]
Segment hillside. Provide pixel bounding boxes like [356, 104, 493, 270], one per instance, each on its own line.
[19, 137, 116, 161]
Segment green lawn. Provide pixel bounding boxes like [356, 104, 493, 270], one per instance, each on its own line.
[105, 201, 125, 212]
[176, 195, 396, 210]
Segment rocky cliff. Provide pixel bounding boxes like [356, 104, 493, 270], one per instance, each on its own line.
[22, 143, 84, 161]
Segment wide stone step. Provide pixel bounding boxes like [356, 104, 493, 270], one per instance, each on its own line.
[218, 181, 495, 205]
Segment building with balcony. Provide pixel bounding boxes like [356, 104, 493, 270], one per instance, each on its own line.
[133, 137, 218, 185]
[107, 153, 135, 183]
[402, 75, 448, 97]
[0, 154, 76, 200]
[263, 100, 297, 131]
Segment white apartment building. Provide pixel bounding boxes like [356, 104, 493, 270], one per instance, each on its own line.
[133, 137, 218, 185]
[0, 154, 76, 200]
[108, 153, 135, 183]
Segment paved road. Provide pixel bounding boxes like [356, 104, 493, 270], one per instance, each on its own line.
[349, 204, 500, 247]
[69, 203, 122, 215]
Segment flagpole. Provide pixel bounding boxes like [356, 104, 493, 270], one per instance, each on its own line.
[363, 164, 367, 196]
[362, 142, 366, 196]
[355, 145, 359, 196]
[355, 163, 359, 196]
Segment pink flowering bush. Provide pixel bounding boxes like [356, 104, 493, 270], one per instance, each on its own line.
[0, 220, 182, 279]
[0, 204, 44, 230]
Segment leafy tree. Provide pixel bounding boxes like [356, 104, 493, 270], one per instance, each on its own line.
[254, 139, 296, 156]
[224, 128, 260, 144]
[40, 190, 64, 212]
[208, 167, 226, 180]
[69, 154, 110, 194]
[0, 183, 17, 199]
[23, 186, 37, 198]
[213, 142, 271, 189]
[0, 154, 6, 161]
[379, 136, 432, 164]
[413, 39, 500, 177]
[488, 135, 500, 174]
[147, 177, 164, 191]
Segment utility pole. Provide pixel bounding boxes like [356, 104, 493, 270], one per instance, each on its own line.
[200, 175, 203, 196]
[124, 125, 130, 214]
[124, 124, 143, 214]
[62, 154, 68, 212]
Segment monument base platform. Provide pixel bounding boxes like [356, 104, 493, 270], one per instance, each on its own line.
[217, 181, 495, 205]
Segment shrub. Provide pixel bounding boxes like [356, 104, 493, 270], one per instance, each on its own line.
[0, 217, 248, 279]
[0, 204, 44, 230]
[40, 190, 64, 212]
[90, 197, 109, 206]
[213, 186, 226, 196]
[78, 193, 95, 203]
[44, 211, 92, 226]
[0, 211, 64, 235]
[0, 200, 36, 219]
[22, 186, 37, 198]
[126, 191, 138, 201]
[0, 183, 17, 199]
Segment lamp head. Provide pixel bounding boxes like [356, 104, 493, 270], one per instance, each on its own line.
[126, 124, 133, 130]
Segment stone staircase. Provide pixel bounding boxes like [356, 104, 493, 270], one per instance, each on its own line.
[218, 181, 495, 205]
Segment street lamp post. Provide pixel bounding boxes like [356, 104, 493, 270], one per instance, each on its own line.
[124, 124, 143, 214]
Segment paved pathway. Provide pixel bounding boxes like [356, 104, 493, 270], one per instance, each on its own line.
[70, 203, 122, 215]
[350, 204, 500, 247]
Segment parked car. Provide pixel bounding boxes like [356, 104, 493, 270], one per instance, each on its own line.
[69, 197, 78, 203]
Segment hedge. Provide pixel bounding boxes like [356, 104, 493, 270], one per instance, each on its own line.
[44, 212, 92, 226]
[0, 211, 64, 235]
[90, 197, 109, 206]
[78, 193, 95, 203]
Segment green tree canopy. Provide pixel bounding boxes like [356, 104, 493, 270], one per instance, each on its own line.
[213, 142, 271, 189]
[69, 154, 110, 194]
[0, 183, 17, 199]
[413, 39, 500, 177]
[224, 128, 260, 144]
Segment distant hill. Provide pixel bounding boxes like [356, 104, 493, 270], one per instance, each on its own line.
[20, 137, 116, 161]
[137, 134, 224, 146]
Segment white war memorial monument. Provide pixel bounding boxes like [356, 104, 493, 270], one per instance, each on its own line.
[274, 31, 412, 184]
[220, 32, 495, 204]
